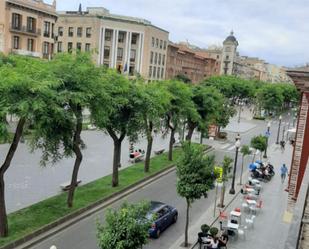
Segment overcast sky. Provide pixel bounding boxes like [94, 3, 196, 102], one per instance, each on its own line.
[49, 0, 309, 67]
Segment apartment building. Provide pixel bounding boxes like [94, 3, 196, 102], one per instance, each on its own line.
[0, 0, 57, 59]
[56, 6, 169, 80]
[166, 42, 219, 83]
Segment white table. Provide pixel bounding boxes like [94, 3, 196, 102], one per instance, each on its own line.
[246, 199, 257, 205]
[227, 221, 239, 230]
[246, 188, 255, 193]
[230, 210, 241, 217]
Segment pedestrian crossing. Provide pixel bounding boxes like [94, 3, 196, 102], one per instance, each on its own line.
[218, 142, 260, 154]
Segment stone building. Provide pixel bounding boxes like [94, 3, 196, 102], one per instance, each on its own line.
[220, 31, 238, 75]
[56, 5, 169, 81]
[0, 0, 57, 59]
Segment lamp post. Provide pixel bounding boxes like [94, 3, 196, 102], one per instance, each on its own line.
[263, 122, 271, 158]
[229, 139, 241, 194]
[276, 115, 282, 144]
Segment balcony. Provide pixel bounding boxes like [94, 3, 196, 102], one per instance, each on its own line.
[12, 49, 41, 58]
[10, 24, 41, 37]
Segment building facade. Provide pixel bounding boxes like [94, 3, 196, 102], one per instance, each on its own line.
[220, 31, 238, 75]
[56, 6, 169, 80]
[0, 0, 57, 59]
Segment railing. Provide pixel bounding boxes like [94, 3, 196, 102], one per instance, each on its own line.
[284, 161, 309, 249]
[12, 49, 41, 57]
[10, 24, 41, 36]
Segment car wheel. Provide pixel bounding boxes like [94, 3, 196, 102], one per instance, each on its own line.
[156, 229, 161, 238]
[173, 214, 178, 223]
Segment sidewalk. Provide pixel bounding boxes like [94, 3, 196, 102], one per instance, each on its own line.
[169, 142, 293, 249]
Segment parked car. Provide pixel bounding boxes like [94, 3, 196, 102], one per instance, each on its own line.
[147, 201, 178, 238]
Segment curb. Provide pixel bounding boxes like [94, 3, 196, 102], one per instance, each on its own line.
[4, 146, 214, 249]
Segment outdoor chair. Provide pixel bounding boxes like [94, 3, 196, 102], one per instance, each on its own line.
[241, 202, 249, 213]
[245, 215, 256, 229]
[219, 210, 228, 221]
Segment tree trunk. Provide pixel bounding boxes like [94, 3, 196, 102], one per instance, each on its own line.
[144, 123, 153, 173]
[112, 139, 122, 187]
[184, 198, 190, 247]
[185, 121, 196, 142]
[219, 183, 226, 208]
[168, 128, 175, 161]
[0, 117, 25, 237]
[67, 106, 83, 208]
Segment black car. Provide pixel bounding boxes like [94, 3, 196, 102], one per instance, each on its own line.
[147, 201, 178, 238]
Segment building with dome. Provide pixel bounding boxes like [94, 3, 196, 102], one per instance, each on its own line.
[220, 31, 239, 75]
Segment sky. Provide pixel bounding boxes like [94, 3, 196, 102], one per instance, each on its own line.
[48, 0, 309, 67]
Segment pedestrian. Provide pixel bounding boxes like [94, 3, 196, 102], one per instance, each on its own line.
[280, 140, 285, 152]
[280, 164, 288, 183]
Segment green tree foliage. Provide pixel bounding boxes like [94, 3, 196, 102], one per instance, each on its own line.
[97, 201, 151, 249]
[256, 84, 284, 114]
[0, 55, 56, 237]
[43, 52, 101, 208]
[174, 74, 191, 83]
[176, 142, 216, 247]
[216, 100, 236, 133]
[163, 80, 196, 161]
[250, 135, 267, 155]
[185, 85, 224, 142]
[218, 156, 233, 208]
[137, 81, 171, 172]
[91, 69, 143, 187]
[277, 83, 300, 108]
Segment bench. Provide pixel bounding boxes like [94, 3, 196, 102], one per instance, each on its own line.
[60, 179, 82, 191]
[129, 154, 145, 163]
[154, 149, 165, 155]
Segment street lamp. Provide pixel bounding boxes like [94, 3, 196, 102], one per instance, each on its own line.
[276, 115, 282, 144]
[263, 122, 271, 158]
[229, 139, 241, 194]
[282, 125, 286, 141]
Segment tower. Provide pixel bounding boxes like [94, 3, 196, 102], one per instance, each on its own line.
[220, 31, 239, 75]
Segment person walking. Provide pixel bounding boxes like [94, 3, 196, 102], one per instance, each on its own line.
[280, 140, 286, 152]
[280, 164, 288, 183]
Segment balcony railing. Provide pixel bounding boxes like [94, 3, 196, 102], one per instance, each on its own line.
[10, 24, 41, 36]
[12, 49, 41, 58]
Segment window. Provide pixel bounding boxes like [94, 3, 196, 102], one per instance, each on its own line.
[86, 27, 91, 38]
[129, 66, 135, 76]
[157, 67, 160, 78]
[76, 42, 82, 51]
[85, 43, 91, 52]
[152, 37, 155, 47]
[216, 55, 220, 59]
[105, 30, 112, 41]
[57, 42, 62, 52]
[226, 55, 229, 60]
[161, 68, 164, 78]
[149, 66, 152, 77]
[117, 48, 123, 60]
[160, 40, 163, 49]
[162, 55, 165, 65]
[43, 42, 49, 56]
[225, 46, 231, 52]
[156, 38, 159, 48]
[68, 27, 74, 37]
[163, 41, 167, 50]
[51, 23, 54, 38]
[158, 54, 161, 65]
[12, 13, 21, 30]
[13, 36, 19, 49]
[68, 42, 73, 53]
[118, 32, 125, 43]
[131, 33, 137, 45]
[130, 49, 136, 62]
[154, 52, 157, 64]
[27, 17, 36, 33]
[153, 66, 156, 78]
[27, 38, 34, 51]
[44, 21, 50, 37]
[104, 63, 109, 68]
[77, 27, 83, 37]
[150, 51, 153, 64]
[58, 27, 63, 36]
[104, 46, 110, 59]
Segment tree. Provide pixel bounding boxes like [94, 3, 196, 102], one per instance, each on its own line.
[250, 135, 267, 161]
[48, 52, 101, 207]
[176, 142, 216, 247]
[97, 201, 151, 249]
[91, 69, 142, 187]
[240, 145, 251, 185]
[174, 74, 191, 84]
[218, 156, 233, 208]
[216, 99, 236, 134]
[256, 84, 284, 115]
[163, 80, 196, 161]
[185, 85, 223, 142]
[0, 55, 56, 237]
[138, 82, 171, 172]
